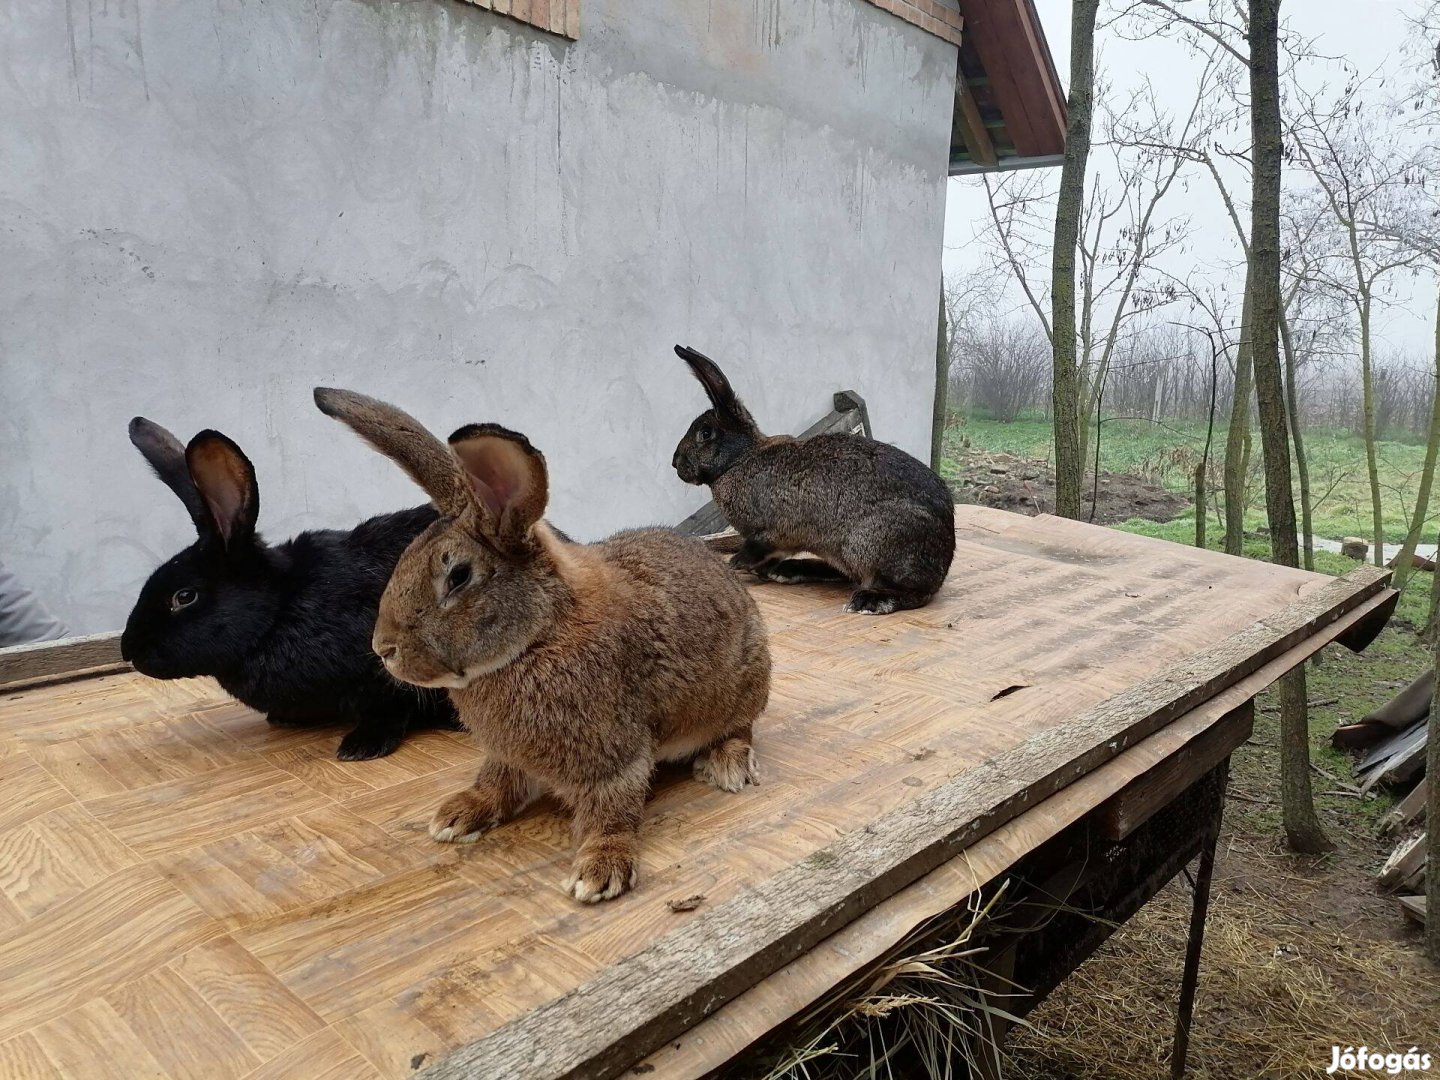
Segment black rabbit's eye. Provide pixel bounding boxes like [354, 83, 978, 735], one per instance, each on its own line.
[697, 425, 715, 444]
[170, 587, 198, 612]
[444, 563, 473, 595]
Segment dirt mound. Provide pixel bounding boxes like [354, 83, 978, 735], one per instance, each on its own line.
[951, 450, 1190, 526]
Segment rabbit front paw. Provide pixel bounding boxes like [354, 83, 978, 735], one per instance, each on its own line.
[428, 789, 503, 843]
[693, 737, 760, 792]
[337, 720, 405, 761]
[563, 842, 638, 904]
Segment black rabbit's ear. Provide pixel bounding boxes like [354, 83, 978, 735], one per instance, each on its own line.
[185, 431, 259, 549]
[314, 387, 470, 517]
[675, 344, 753, 428]
[448, 424, 548, 550]
[129, 417, 213, 537]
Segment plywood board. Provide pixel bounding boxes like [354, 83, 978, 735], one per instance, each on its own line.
[639, 586, 1394, 1078]
[0, 509, 1387, 1079]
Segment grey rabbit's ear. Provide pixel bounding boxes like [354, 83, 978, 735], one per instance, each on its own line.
[129, 417, 215, 539]
[448, 423, 548, 550]
[185, 431, 259, 548]
[675, 344, 755, 429]
[314, 387, 471, 517]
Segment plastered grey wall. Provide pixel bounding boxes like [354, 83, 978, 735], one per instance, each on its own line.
[0, 0, 955, 633]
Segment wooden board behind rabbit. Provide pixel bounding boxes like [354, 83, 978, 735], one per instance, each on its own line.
[314, 388, 771, 903]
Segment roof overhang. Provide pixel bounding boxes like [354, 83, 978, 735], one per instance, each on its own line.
[948, 0, 1067, 175]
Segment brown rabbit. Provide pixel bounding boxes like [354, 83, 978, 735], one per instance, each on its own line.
[313, 388, 771, 903]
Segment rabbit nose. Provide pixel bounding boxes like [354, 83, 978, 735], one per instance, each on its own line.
[374, 639, 398, 662]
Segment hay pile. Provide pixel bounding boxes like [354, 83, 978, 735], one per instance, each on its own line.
[1005, 874, 1440, 1079]
[747, 855, 1440, 1080]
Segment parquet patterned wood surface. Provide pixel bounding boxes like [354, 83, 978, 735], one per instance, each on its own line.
[0, 508, 1331, 1078]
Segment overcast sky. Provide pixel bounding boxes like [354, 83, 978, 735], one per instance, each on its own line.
[941, 0, 1436, 358]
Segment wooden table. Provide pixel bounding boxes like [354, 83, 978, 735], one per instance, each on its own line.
[0, 508, 1392, 1079]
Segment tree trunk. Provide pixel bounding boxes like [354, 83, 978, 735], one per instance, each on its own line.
[1249, 0, 1330, 853]
[1224, 282, 1255, 555]
[1394, 290, 1440, 593]
[1360, 291, 1385, 566]
[1197, 339, 1221, 550]
[1430, 599, 1440, 961]
[931, 290, 949, 472]
[1279, 312, 1314, 571]
[1426, 531, 1440, 641]
[1049, 0, 1099, 520]
[1194, 463, 1207, 548]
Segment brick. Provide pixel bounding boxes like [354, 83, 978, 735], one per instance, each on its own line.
[861, 0, 961, 43]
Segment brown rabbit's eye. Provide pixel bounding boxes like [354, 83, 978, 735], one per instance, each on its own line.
[170, 587, 198, 612]
[444, 563, 473, 596]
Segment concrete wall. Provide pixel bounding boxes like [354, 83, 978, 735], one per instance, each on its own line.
[0, 0, 956, 633]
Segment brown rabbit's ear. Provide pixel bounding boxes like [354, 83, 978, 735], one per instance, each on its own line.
[129, 417, 213, 538]
[313, 388, 469, 516]
[448, 424, 549, 548]
[674, 344, 755, 429]
[185, 431, 259, 548]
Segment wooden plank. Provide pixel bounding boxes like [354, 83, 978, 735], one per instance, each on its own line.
[425, 565, 1388, 1080]
[961, 0, 1066, 157]
[1381, 777, 1429, 836]
[638, 584, 1395, 1079]
[1097, 701, 1253, 841]
[1398, 894, 1427, 925]
[1359, 722, 1428, 795]
[1359, 720, 1426, 771]
[1378, 832, 1426, 892]
[954, 77, 998, 166]
[1333, 587, 1398, 652]
[0, 632, 126, 689]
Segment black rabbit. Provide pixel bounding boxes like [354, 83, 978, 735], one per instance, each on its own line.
[120, 417, 461, 759]
[671, 345, 956, 614]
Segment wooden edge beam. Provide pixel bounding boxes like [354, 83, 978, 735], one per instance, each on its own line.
[0, 631, 126, 690]
[1334, 588, 1398, 652]
[954, 78, 998, 167]
[422, 564, 1389, 1080]
[1096, 700, 1253, 842]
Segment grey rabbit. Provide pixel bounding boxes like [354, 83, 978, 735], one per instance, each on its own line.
[670, 344, 956, 614]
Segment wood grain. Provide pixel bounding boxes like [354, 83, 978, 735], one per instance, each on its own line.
[0, 631, 126, 688]
[431, 563, 1385, 1079]
[0, 508, 1389, 1078]
[1097, 701, 1255, 840]
[640, 585, 1395, 1078]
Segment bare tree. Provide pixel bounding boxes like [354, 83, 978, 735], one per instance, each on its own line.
[1394, 293, 1440, 594]
[951, 319, 1053, 423]
[1290, 77, 1430, 566]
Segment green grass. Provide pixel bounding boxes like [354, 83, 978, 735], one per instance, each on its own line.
[943, 412, 1437, 547]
